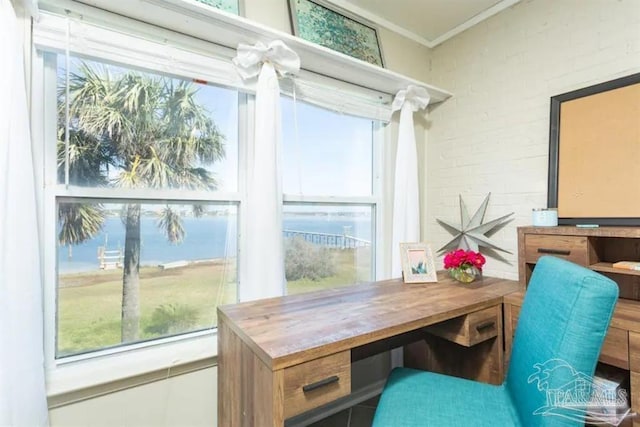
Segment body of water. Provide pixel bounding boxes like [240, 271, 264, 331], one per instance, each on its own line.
[58, 215, 372, 273]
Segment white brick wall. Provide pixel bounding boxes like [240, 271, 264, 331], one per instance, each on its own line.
[424, 0, 640, 279]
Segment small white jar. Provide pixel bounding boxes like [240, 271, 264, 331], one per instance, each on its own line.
[532, 208, 558, 227]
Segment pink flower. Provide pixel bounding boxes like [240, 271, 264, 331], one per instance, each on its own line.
[443, 249, 486, 271]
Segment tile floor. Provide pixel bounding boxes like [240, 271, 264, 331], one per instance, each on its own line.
[307, 396, 379, 427]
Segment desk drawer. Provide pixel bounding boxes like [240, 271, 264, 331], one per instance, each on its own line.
[426, 305, 500, 347]
[524, 234, 589, 266]
[283, 351, 351, 419]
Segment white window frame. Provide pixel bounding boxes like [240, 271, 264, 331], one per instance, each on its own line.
[34, 49, 248, 397]
[31, 4, 391, 397]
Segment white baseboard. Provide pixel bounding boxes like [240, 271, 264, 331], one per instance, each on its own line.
[285, 379, 386, 427]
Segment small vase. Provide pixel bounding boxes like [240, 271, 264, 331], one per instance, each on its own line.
[449, 265, 481, 283]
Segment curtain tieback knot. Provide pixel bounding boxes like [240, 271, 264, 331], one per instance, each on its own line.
[392, 85, 431, 113]
[233, 40, 300, 80]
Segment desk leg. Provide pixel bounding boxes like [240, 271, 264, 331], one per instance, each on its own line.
[503, 302, 515, 373]
[404, 308, 504, 385]
[219, 320, 285, 426]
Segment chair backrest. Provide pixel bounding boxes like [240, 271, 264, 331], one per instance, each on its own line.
[505, 256, 618, 426]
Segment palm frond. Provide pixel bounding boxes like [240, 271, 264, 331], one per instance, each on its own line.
[192, 204, 205, 218]
[157, 206, 185, 244]
[58, 203, 105, 246]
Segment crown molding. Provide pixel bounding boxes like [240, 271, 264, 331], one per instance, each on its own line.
[323, 0, 522, 48]
[429, 0, 521, 47]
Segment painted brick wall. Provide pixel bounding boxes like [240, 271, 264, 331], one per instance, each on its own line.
[425, 0, 640, 279]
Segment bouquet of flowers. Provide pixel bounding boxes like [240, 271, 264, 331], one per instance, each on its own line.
[443, 249, 486, 283]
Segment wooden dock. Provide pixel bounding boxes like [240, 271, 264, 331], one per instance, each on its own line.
[97, 246, 122, 270]
[283, 229, 370, 249]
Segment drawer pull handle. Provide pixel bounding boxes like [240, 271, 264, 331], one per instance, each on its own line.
[302, 375, 339, 393]
[537, 248, 571, 256]
[475, 321, 496, 332]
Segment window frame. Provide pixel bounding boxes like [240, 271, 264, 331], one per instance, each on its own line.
[35, 48, 248, 395]
[32, 5, 390, 396]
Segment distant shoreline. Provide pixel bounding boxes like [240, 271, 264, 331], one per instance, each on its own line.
[58, 216, 371, 274]
[58, 258, 233, 288]
[60, 257, 230, 276]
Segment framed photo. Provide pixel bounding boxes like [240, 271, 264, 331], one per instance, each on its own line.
[400, 243, 438, 283]
[288, 0, 384, 67]
[194, 0, 242, 15]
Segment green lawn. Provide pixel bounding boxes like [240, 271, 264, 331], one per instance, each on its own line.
[57, 248, 370, 356]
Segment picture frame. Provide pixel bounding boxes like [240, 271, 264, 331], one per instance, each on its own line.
[288, 0, 385, 67]
[400, 243, 438, 283]
[193, 0, 243, 16]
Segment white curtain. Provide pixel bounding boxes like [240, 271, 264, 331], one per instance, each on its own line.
[390, 85, 431, 278]
[0, 0, 49, 426]
[233, 41, 300, 301]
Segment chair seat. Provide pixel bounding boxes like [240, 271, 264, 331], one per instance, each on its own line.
[372, 368, 522, 427]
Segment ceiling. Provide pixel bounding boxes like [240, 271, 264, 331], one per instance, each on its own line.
[323, 0, 521, 48]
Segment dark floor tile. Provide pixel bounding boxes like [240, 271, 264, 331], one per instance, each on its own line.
[349, 405, 376, 427]
[307, 408, 351, 427]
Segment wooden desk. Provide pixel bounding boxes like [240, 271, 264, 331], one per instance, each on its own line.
[218, 273, 520, 426]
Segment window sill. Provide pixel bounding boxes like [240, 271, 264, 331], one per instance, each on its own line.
[46, 331, 217, 408]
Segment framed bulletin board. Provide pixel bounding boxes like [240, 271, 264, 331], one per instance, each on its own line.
[548, 73, 640, 225]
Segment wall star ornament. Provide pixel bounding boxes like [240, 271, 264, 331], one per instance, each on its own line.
[437, 193, 514, 253]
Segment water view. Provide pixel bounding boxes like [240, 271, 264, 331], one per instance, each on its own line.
[58, 215, 373, 273]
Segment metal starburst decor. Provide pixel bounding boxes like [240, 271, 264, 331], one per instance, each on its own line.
[437, 193, 514, 253]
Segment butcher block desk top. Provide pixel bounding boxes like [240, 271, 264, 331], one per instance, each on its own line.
[218, 273, 521, 425]
[218, 273, 520, 370]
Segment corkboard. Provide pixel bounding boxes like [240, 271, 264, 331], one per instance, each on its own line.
[550, 75, 640, 223]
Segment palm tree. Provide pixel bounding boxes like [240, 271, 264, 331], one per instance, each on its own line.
[56, 120, 112, 259]
[58, 62, 225, 342]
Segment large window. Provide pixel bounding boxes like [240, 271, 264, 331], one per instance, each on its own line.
[47, 53, 239, 357]
[34, 10, 385, 385]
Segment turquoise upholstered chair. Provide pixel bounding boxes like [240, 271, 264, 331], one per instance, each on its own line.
[372, 256, 619, 426]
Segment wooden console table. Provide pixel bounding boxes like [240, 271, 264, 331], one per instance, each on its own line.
[218, 273, 520, 426]
[505, 226, 640, 425]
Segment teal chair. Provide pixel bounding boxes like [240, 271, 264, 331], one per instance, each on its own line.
[372, 256, 619, 426]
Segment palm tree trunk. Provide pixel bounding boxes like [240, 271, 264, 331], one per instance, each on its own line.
[121, 203, 141, 342]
